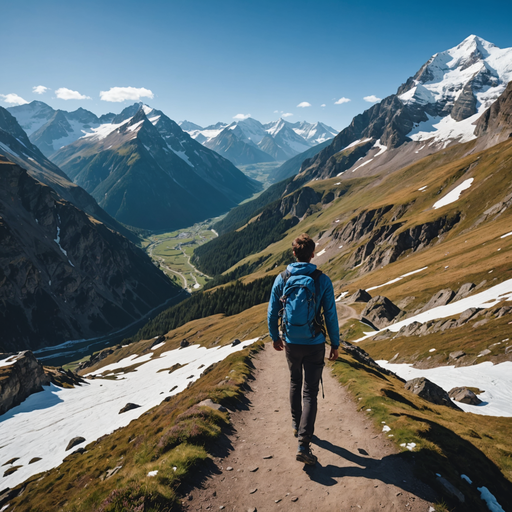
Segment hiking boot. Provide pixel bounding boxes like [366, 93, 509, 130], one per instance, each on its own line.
[296, 445, 317, 465]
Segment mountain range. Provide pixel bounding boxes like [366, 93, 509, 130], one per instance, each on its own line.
[8, 102, 261, 231]
[179, 117, 338, 166]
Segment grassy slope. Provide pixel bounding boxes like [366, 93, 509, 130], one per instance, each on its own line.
[6, 307, 268, 512]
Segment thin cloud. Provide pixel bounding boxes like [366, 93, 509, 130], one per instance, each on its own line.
[233, 113, 250, 120]
[335, 97, 351, 105]
[273, 110, 279, 113]
[297, 101, 311, 108]
[321, 104, 326, 107]
[364, 95, 381, 103]
[0, 93, 28, 105]
[100, 86, 154, 102]
[282, 113, 293, 118]
[56, 88, 91, 100]
[33, 85, 49, 95]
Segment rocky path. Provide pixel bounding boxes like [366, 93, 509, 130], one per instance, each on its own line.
[183, 344, 436, 511]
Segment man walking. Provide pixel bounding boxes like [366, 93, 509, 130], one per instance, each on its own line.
[267, 233, 339, 465]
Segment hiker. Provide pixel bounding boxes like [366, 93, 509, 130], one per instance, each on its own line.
[267, 233, 340, 466]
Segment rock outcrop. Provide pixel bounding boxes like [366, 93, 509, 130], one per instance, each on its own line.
[405, 377, 462, 410]
[361, 296, 401, 329]
[449, 387, 482, 405]
[349, 289, 372, 303]
[0, 351, 50, 415]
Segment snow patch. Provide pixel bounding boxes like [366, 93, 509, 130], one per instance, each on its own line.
[366, 267, 428, 291]
[433, 178, 474, 209]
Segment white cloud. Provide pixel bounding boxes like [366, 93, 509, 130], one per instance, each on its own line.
[364, 95, 381, 103]
[33, 85, 48, 95]
[56, 88, 91, 100]
[0, 93, 28, 105]
[273, 110, 279, 113]
[282, 113, 293, 118]
[335, 97, 351, 105]
[321, 104, 326, 107]
[100, 86, 154, 103]
[297, 101, 311, 108]
[233, 113, 250, 120]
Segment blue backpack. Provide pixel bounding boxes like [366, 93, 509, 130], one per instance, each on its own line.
[279, 269, 325, 340]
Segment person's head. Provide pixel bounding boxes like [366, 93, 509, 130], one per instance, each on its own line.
[292, 233, 315, 262]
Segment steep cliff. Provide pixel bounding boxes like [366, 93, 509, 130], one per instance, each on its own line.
[0, 157, 180, 351]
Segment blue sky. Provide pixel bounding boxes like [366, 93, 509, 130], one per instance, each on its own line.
[3, 0, 512, 130]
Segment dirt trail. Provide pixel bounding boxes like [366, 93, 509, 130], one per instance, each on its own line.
[184, 344, 436, 511]
[336, 303, 359, 325]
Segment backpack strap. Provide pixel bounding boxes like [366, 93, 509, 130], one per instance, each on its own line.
[310, 269, 325, 335]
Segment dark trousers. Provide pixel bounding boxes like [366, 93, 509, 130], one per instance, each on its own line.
[285, 342, 325, 447]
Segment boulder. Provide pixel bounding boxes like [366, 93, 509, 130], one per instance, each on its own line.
[198, 399, 227, 412]
[180, 340, 190, 348]
[456, 307, 481, 326]
[349, 289, 372, 303]
[231, 338, 241, 347]
[495, 306, 511, 318]
[449, 387, 482, 405]
[404, 377, 462, 410]
[66, 436, 86, 451]
[119, 403, 141, 414]
[453, 283, 475, 302]
[449, 350, 466, 360]
[396, 296, 416, 310]
[420, 289, 455, 312]
[0, 351, 51, 416]
[361, 296, 401, 329]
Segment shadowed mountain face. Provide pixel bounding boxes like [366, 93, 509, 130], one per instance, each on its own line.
[51, 105, 260, 231]
[0, 157, 181, 351]
[0, 107, 137, 242]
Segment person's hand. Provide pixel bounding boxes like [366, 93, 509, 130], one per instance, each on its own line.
[272, 338, 284, 351]
[328, 346, 339, 361]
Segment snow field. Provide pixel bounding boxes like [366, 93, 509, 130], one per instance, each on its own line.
[366, 267, 428, 292]
[377, 360, 512, 417]
[0, 339, 258, 491]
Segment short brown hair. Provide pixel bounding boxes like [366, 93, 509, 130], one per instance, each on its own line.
[292, 233, 316, 262]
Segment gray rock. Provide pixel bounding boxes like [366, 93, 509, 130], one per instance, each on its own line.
[396, 296, 416, 310]
[361, 296, 401, 329]
[0, 351, 51, 416]
[495, 306, 511, 318]
[449, 387, 482, 405]
[349, 289, 372, 303]
[373, 330, 393, 341]
[231, 338, 241, 347]
[100, 465, 123, 481]
[421, 289, 455, 312]
[396, 321, 422, 337]
[473, 319, 489, 328]
[440, 319, 457, 331]
[449, 350, 466, 360]
[198, 399, 227, 413]
[66, 436, 86, 451]
[180, 339, 190, 348]
[453, 283, 475, 302]
[478, 349, 491, 357]
[405, 377, 462, 410]
[456, 307, 481, 326]
[119, 403, 141, 414]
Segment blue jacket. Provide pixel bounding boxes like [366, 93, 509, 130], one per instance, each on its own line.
[267, 262, 340, 347]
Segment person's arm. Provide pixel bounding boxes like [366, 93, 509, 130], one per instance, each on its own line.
[267, 274, 284, 350]
[321, 276, 340, 360]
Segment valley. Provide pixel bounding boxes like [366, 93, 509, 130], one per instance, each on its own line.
[144, 222, 217, 291]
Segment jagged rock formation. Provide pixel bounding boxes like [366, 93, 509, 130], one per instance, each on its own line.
[0, 158, 180, 351]
[349, 289, 372, 303]
[361, 296, 401, 329]
[405, 377, 462, 410]
[0, 351, 50, 415]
